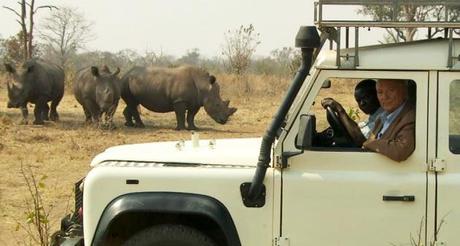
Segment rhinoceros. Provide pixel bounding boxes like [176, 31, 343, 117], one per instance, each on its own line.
[120, 65, 237, 130]
[74, 66, 121, 129]
[4, 59, 65, 125]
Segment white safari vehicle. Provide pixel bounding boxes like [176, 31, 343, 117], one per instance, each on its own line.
[55, 1, 460, 245]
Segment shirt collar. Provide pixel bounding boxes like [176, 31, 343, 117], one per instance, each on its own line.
[369, 107, 384, 122]
[381, 101, 406, 123]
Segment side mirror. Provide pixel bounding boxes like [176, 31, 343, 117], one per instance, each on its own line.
[295, 114, 316, 149]
[322, 79, 331, 88]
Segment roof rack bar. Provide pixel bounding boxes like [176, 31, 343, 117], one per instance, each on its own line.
[345, 27, 349, 49]
[314, 0, 460, 70]
[319, 0, 460, 6]
[448, 28, 454, 68]
[315, 1, 460, 29]
[316, 21, 460, 29]
[336, 28, 341, 68]
[354, 27, 359, 67]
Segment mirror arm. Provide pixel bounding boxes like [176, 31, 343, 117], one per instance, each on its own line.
[281, 151, 303, 168]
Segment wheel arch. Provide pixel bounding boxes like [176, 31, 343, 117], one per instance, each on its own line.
[92, 192, 241, 246]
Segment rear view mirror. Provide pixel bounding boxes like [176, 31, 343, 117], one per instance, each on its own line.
[322, 79, 331, 88]
[296, 114, 316, 149]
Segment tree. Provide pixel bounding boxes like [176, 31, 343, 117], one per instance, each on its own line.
[2, 0, 56, 61]
[39, 6, 94, 68]
[221, 24, 260, 75]
[270, 47, 300, 76]
[177, 48, 201, 66]
[0, 35, 5, 63]
[141, 49, 174, 67]
[2, 32, 26, 64]
[358, 3, 460, 43]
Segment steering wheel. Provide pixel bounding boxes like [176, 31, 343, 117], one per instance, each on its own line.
[325, 106, 355, 146]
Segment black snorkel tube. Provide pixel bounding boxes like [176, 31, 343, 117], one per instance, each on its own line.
[242, 26, 320, 206]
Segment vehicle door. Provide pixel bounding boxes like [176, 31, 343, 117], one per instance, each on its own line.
[434, 71, 460, 245]
[279, 70, 430, 245]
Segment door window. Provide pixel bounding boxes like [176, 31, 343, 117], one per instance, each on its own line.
[449, 80, 460, 154]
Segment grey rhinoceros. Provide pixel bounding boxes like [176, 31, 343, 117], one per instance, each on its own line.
[120, 65, 237, 130]
[74, 66, 121, 129]
[4, 59, 65, 125]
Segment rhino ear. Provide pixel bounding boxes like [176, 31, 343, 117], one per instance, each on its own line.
[91, 66, 100, 77]
[209, 75, 216, 85]
[4, 63, 15, 74]
[224, 100, 230, 107]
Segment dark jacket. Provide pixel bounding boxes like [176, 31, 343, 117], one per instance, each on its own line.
[363, 103, 415, 162]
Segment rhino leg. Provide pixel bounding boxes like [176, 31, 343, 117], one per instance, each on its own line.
[173, 102, 187, 130]
[123, 105, 144, 128]
[20, 105, 29, 125]
[33, 100, 47, 125]
[186, 107, 200, 130]
[42, 103, 50, 121]
[132, 108, 145, 128]
[49, 98, 61, 121]
[123, 106, 134, 127]
[104, 104, 117, 130]
[82, 106, 92, 124]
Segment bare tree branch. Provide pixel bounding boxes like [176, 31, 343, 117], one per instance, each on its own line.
[2, 6, 22, 18]
[33, 5, 57, 14]
[38, 6, 94, 67]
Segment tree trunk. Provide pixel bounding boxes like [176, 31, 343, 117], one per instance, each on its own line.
[28, 0, 35, 59]
[20, 0, 28, 62]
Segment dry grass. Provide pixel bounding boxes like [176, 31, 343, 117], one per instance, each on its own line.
[0, 73, 358, 244]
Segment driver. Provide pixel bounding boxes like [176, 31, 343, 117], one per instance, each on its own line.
[362, 79, 415, 162]
[321, 79, 384, 146]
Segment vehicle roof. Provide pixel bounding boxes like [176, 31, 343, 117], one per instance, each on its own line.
[316, 38, 460, 71]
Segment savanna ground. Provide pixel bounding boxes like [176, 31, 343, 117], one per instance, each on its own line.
[0, 73, 356, 245]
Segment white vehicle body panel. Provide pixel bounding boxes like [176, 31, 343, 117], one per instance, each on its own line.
[84, 138, 277, 246]
[84, 164, 277, 246]
[279, 70, 431, 245]
[91, 138, 262, 167]
[436, 72, 460, 244]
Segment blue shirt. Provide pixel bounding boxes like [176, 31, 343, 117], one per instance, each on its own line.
[377, 102, 406, 139]
[359, 107, 384, 139]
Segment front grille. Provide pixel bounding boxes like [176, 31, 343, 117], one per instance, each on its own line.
[74, 178, 84, 223]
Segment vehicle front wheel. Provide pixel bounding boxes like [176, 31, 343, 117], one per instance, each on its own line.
[122, 224, 217, 246]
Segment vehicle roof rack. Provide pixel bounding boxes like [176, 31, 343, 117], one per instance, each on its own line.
[312, 0, 460, 68]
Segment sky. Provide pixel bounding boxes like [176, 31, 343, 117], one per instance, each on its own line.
[0, 0, 383, 58]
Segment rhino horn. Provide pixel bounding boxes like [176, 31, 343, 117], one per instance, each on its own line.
[91, 66, 100, 77]
[112, 67, 121, 76]
[224, 100, 230, 107]
[101, 65, 111, 73]
[228, 107, 237, 116]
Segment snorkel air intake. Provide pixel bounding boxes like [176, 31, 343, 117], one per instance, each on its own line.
[241, 26, 320, 207]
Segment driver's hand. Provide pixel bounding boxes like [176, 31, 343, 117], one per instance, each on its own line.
[321, 98, 345, 114]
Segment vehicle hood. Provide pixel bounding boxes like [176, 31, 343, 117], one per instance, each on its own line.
[91, 137, 263, 167]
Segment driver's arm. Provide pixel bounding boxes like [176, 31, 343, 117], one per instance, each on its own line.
[321, 98, 366, 146]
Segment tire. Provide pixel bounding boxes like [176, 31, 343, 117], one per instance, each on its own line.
[122, 224, 217, 246]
